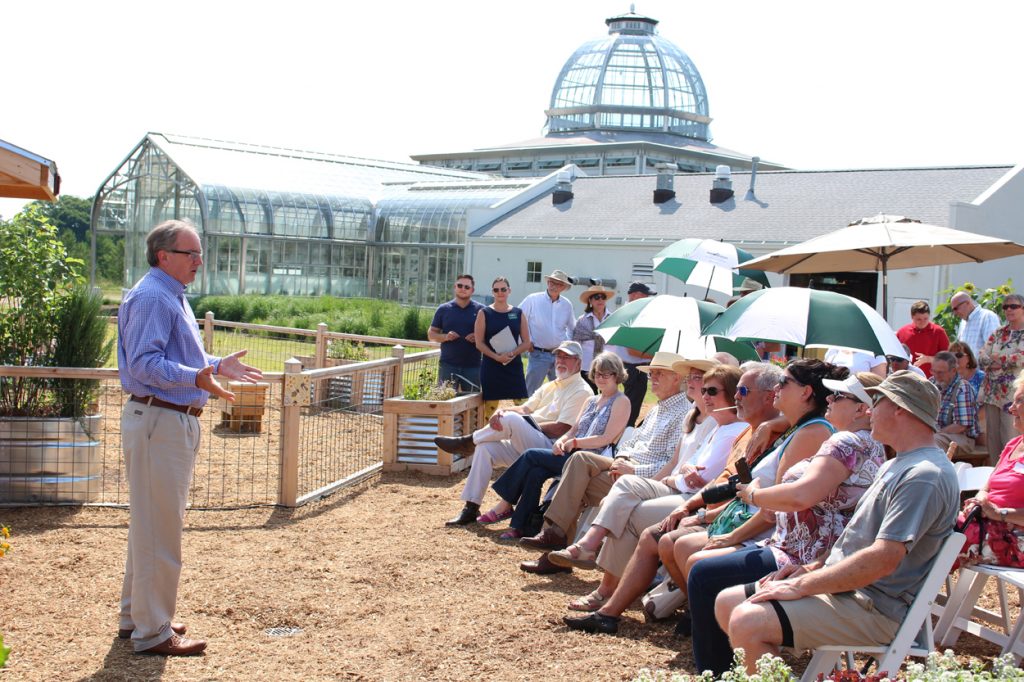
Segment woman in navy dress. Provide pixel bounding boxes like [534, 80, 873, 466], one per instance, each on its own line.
[475, 276, 531, 416]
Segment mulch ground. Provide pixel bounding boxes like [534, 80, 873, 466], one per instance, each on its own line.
[0, 470, 1007, 681]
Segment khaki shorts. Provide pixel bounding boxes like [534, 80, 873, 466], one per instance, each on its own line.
[774, 592, 901, 652]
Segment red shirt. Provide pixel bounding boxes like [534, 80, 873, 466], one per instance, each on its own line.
[987, 436, 1024, 510]
[896, 321, 949, 377]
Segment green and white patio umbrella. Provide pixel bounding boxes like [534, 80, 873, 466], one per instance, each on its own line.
[653, 238, 771, 298]
[702, 287, 907, 358]
[596, 295, 724, 355]
[658, 333, 760, 363]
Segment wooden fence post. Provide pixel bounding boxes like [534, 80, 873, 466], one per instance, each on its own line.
[315, 323, 328, 369]
[391, 345, 405, 398]
[279, 358, 302, 507]
[204, 311, 215, 353]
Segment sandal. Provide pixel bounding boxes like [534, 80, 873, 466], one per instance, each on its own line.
[548, 543, 598, 570]
[477, 507, 513, 524]
[567, 589, 608, 612]
[499, 529, 523, 540]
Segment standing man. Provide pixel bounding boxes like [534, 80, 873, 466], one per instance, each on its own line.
[931, 350, 980, 453]
[607, 281, 657, 426]
[896, 300, 949, 378]
[117, 220, 262, 656]
[951, 290, 1001, 357]
[520, 269, 576, 395]
[428, 274, 484, 392]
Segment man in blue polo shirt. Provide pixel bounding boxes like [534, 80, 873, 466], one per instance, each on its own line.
[429, 274, 484, 392]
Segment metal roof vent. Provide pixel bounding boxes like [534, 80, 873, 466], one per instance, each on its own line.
[710, 165, 733, 204]
[745, 156, 760, 200]
[553, 170, 573, 205]
[653, 163, 675, 204]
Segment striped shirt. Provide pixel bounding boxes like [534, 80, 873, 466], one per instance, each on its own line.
[957, 305, 1001, 357]
[617, 390, 689, 478]
[117, 267, 219, 408]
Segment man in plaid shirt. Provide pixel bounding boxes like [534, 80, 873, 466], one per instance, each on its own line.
[931, 350, 980, 452]
[518, 352, 690, 574]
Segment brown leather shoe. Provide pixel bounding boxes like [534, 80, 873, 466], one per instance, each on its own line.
[520, 552, 571, 575]
[519, 526, 567, 551]
[434, 435, 475, 456]
[137, 634, 207, 656]
[119, 621, 187, 640]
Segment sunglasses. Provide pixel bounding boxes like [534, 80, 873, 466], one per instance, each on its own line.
[736, 386, 752, 397]
[870, 394, 888, 407]
[778, 375, 803, 388]
[701, 386, 724, 396]
[454, 283, 473, 289]
[492, 287, 509, 293]
[830, 392, 858, 403]
[589, 294, 607, 301]
[1003, 303, 1023, 310]
[953, 351, 966, 358]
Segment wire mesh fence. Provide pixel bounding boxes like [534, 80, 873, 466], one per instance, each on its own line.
[0, 315, 444, 509]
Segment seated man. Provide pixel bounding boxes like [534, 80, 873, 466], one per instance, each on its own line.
[931, 350, 980, 453]
[718, 371, 958, 676]
[518, 352, 691, 574]
[439, 340, 593, 526]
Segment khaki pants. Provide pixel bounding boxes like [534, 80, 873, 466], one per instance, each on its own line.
[983, 403, 1016, 465]
[118, 402, 201, 651]
[460, 412, 552, 504]
[544, 450, 615, 537]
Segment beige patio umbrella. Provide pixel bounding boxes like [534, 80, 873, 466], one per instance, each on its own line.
[741, 214, 1024, 318]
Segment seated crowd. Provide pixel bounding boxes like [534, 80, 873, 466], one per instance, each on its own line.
[430, 287, 1024, 676]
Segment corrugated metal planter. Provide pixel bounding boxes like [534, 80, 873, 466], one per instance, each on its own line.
[382, 394, 483, 475]
[0, 414, 102, 503]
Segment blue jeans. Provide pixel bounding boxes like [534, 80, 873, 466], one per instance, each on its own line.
[439, 362, 480, 393]
[524, 350, 556, 396]
[687, 547, 779, 676]
[492, 447, 568, 534]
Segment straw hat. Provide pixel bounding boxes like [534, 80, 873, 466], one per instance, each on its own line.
[671, 357, 718, 375]
[579, 285, 615, 305]
[545, 269, 573, 286]
[638, 352, 686, 374]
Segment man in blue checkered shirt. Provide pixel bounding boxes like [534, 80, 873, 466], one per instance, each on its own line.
[117, 220, 261, 657]
[931, 350, 979, 453]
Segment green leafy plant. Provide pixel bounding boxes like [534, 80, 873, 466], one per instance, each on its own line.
[327, 340, 371, 361]
[933, 279, 1013, 340]
[402, 364, 458, 401]
[49, 285, 115, 418]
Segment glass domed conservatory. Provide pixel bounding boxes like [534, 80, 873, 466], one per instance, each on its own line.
[545, 10, 711, 141]
[92, 133, 538, 305]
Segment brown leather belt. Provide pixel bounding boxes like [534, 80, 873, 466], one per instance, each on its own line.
[130, 395, 203, 418]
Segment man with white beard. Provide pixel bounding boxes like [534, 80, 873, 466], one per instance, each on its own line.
[438, 340, 594, 526]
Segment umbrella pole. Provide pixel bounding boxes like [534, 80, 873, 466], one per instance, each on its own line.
[881, 256, 889, 321]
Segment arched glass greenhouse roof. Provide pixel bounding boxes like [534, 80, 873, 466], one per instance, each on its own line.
[546, 10, 711, 141]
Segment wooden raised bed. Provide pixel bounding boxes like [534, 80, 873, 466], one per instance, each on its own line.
[383, 393, 484, 475]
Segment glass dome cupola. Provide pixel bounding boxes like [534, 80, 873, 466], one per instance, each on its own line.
[545, 7, 712, 141]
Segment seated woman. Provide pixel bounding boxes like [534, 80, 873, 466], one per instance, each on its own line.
[688, 372, 885, 676]
[950, 340, 985, 396]
[557, 364, 744, 613]
[483, 352, 630, 540]
[956, 370, 1024, 568]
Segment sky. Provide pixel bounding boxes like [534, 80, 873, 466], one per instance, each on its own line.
[3, 0, 1023, 219]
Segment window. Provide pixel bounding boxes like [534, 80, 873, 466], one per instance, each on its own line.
[527, 261, 542, 283]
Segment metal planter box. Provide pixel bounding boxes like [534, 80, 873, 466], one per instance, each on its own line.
[382, 394, 483, 475]
[0, 414, 103, 503]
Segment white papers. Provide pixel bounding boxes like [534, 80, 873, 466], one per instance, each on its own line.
[490, 326, 518, 354]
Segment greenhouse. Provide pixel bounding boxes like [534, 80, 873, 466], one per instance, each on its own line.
[92, 133, 536, 305]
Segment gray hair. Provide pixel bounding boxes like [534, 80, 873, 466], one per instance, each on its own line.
[712, 351, 739, 367]
[1014, 369, 1024, 395]
[1005, 293, 1024, 308]
[146, 219, 198, 267]
[933, 351, 958, 370]
[739, 360, 784, 391]
[590, 352, 628, 384]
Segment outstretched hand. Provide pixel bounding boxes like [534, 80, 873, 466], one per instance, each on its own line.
[196, 364, 234, 401]
[219, 350, 263, 383]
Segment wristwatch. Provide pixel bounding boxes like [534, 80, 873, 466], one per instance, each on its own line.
[1001, 508, 1009, 522]
[696, 508, 707, 524]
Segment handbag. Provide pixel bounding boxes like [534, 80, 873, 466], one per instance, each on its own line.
[705, 496, 752, 536]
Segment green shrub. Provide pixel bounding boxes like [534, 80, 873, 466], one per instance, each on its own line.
[933, 279, 1012, 340]
[49, 285, 114, 417]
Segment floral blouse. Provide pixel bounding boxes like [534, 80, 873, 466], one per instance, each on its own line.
[766, 429, 885, 567]
[978, 325, 1024, 410]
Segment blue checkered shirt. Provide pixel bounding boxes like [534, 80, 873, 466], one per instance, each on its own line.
[616, 391, 690, 477]
[117, 268, 219, 409]
[933, 373, 979, 439]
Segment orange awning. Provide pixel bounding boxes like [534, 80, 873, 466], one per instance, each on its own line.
[0, 139, 60, 201]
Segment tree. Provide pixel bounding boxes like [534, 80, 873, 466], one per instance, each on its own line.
[26, 195, 92, 242]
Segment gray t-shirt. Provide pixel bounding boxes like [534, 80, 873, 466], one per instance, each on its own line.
[823, 445, 958, 622]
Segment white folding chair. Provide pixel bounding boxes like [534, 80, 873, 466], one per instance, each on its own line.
[957, 466, 994, 495]
[800, 532, 966, 682]
[934, 563, 1024, 663]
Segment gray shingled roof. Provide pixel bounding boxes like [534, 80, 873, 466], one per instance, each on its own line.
[471, 166, 1014, 245]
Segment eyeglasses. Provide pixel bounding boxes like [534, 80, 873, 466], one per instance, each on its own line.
[590, 294, 607, 301]
[886, 356, 908, 364]
[454, 283, 473, 290]
[593, 371, 617, 379]
[870, 394, 888, 407]
[830, 392, 857, 403]
[687, 372, 705, 381]
[492, 287, 509, 293]
[778, 375, 803, 388]
[952, 301, 968, 311]
[736, 386, 752, 397]
[1003, 303, 1023, 310]
[701, 386, 723, 396]
[167, 249, 203, 260]
[953, 352, 966, 358]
